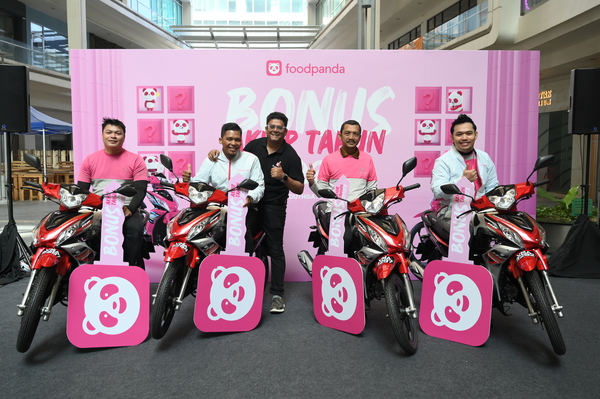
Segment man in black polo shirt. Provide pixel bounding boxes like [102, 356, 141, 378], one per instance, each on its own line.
[209, 112, 304, 313]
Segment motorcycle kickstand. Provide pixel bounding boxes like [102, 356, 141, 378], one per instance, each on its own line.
[17, 269, 38, 316]
[540, 270, 564, 317]
[517, 276, 539, 324]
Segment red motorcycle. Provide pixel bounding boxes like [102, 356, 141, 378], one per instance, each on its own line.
[15, 154, 136, 353]
[150, 155, 265, 339]
[410, 155, 566, 355]
[298, 157, 421, 355]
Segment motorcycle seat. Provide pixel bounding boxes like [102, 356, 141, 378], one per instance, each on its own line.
[424, 210, 450, 245]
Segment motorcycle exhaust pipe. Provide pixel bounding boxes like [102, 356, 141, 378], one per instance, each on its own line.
[297, 250, 313, 276]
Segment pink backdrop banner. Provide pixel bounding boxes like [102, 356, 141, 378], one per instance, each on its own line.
[70, 49, 540, 282]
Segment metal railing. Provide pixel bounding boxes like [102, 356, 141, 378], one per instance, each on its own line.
[423, 0, 489, 50]
[0, 36, 69, 74]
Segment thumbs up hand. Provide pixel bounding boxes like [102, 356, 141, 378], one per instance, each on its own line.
[306, 163, 316, 186]
[182, 163, 192, 182]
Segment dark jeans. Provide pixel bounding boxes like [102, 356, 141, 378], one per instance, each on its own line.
[123, 211, 144, 266]
[258, 201, 287, 296]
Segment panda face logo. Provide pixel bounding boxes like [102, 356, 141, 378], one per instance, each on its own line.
[172, 119, 189, 135]
[320, 266, 357, 321]
[82, 276, 141, 335]
[207, 266, 256, 321]
[266, 60, 282, 76]
[143, 155, 164, 174]
[142, 88, 159, 100]
[431, 272, 482, 331]
[419, 120, 436, 134]
[448, 90, 464, 112]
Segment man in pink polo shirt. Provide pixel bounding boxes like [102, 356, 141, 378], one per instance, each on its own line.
[78, 118, 148, 266]
[306, 119, 378, 255]
[306, 119, 378, 202]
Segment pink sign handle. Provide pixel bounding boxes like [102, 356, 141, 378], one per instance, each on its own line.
[327, 175, 349, 257]
[221, 173, 249, 256]
[100, 181, 128, 266]
[446, 177, 474, 264]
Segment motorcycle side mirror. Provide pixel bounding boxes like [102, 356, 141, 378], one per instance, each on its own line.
[160, 154, 174, 173]
[402, 157, 418, 176]
[396, 157, 418, 189]
[440, 183, 462, 195]
[318, 189, 338, 199]
[527, 154, 555, 182]
[24, 153, 42, 171]
[232, 179, 259, 191]
[114, 186, 138, 197]
[534, 155, 554, 172]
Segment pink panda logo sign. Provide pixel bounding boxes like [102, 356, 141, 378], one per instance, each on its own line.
[419, 260, 492, 346]
[194, 254, 265, 332]
[67, 265, 149, 348]
[312, 255, 365, 334]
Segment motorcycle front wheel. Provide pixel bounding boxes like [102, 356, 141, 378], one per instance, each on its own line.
[16, 267, 54, 353]
[524, 271, 566, 355]
[384, 272, 418, 355]
[151, 259, 185, 339]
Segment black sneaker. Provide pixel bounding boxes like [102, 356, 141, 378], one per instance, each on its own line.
[270, 295, 285, 313]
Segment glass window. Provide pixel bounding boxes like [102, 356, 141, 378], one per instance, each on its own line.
[280, 0, 291, 13]
[292, 0, 304, 13]
[217, 0, 228, 12]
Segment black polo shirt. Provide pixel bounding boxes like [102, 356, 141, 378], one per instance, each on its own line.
[244, 137, 304, 202]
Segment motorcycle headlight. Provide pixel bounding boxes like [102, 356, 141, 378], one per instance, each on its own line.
[60, 188, 88, 209]
[187, 218, 209, 241]
[488, 188, 516, 210]
[498, 223, 524, 247]
[361, 192, 385, 214]
[402, 221, 411, 250]
[165, 217, 176, 241]
[188, 186, 212, 205]
[366, 224, 388, 252]
[56, 220, 82, 246]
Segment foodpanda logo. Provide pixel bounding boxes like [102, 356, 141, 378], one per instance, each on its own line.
[266, 60, 283, 76]
[266, 60, 347, 76]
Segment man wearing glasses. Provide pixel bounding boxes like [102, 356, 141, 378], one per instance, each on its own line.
[208, 112, 304, 313]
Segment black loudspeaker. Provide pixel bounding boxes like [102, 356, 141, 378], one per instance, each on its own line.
[0, 65, 30, 133]
[568, 68, 600, 135]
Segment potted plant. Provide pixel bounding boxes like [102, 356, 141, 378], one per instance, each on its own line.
[536, 186, 598, 253]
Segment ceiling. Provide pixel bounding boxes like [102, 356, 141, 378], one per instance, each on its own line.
[171, 25, 322, 50]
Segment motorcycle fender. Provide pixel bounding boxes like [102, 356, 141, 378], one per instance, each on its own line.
[164, 242, 190, 262]
[514, 250, 537, 273]
[30, 247, 71, 275]
[373, 253, 405, 280]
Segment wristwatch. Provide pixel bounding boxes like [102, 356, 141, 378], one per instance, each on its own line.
[280, 174, 288, 183]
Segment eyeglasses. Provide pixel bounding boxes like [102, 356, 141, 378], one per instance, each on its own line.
[267, 124, 286, 131]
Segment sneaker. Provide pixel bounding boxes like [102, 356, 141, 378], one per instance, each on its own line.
[270, 295, 285, 313]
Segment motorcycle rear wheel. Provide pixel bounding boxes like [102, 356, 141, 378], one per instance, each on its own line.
[524, 271, 566, 356]
[16, 267, 54, 353]
[384, 272, 418, 355]
[151, 260, 184, 339]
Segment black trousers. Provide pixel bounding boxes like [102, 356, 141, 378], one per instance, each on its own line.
[122, 211, 144, 266]
[257, 201, 287, 296]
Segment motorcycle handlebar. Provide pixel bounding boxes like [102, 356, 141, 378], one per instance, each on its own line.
[23, 181, 42, 189]
[403, 183, 420, 192]
[161, 181, 175, 188]
[534, 179, 550, 187]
